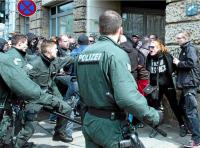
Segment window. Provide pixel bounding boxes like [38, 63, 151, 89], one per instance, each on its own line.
[50, 2, 74, 37]
[122, 8, 165, 41]
[24, 17, 29, 34]
[0, 0, 5, 23]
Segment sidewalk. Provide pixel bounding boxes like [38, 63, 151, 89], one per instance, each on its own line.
[29, 118, 190, 148]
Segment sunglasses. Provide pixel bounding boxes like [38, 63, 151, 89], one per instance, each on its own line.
[148, 46, 155, 49]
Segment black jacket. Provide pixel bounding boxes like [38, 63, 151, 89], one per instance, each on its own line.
[120, 41, 138, 80]
[57, 46, 70, 57]
[146, 52, 176, 87]
[176, 41, 199, 88]
[0, 38, 7, 52]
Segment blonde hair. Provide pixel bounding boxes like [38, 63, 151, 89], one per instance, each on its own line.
[176, 31, 191, 41]
[152, 40, 169, 54]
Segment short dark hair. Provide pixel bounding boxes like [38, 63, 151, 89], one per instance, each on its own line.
[41, 39, 56, 53]
[11, 34, 27, 46]
[99, 10, 122, 35]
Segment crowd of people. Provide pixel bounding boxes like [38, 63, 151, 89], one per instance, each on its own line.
[0, 10, 200, 148]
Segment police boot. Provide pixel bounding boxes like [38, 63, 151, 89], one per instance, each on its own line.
[52, 132, 73, 143]
[22, 142, 37, 148]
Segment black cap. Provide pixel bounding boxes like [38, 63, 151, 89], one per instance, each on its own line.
[78, 34, 89, 45]
[132, 34, 140, 38]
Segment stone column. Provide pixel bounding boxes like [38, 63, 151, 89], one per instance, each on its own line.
[73, 0, 87, 37]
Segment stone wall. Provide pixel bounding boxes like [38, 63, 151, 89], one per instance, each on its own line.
[165, 0, 200, 126]
[73, 0, 87, 37]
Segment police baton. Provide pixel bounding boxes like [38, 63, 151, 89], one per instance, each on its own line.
[147, 124, 167, 137]
[52, 111, 82, 125]
[43, 107, 82, 125]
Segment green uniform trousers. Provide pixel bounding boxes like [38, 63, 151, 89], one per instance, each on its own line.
[82, 112, 124, 148]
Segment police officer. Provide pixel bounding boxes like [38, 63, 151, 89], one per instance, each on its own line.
[75, 10, 162, 148]
[3, 34, 72, 147]
[28, 39, 74, 142]
[0, 35, 72, 147]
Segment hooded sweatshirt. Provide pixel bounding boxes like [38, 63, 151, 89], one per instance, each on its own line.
[0, 38, 8, 52]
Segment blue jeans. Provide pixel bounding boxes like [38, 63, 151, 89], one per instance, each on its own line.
[49, 75, 71, 121]
[181, 87, 200, 143]
[65, 79, 80, 137]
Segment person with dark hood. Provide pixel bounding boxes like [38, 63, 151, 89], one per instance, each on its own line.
[0, 38, 9, 52]
[26, 33, 39, 55]
[119, 35, 138, 80]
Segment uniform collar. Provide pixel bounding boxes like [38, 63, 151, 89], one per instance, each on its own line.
[99, 35, 121, 48]
[12, 47, 26, 57]
[41, 53, 54, 67]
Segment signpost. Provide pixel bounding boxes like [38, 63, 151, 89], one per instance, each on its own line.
[17, 0, 37, 17]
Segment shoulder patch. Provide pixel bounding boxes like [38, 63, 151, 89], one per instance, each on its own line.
[78, 53, 102, 64]
[25, 63, 33, 70]
[13, 58, 22, 65]
[126, 63, 131, 72]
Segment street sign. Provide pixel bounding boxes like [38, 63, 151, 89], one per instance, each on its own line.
[17, 0, 37, 17]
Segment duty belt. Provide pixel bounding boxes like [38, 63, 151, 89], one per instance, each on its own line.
[87, 107, 126, 120]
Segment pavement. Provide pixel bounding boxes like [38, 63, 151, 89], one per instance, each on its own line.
[29, 112, 191, 148]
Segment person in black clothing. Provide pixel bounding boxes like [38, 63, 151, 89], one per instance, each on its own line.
[26, 33, 39, 55]
[57, 35, 70, 57]
[173, 31, 200, 147]
[146, 40, 186, 138]
[132, 34, 142, 49]
[0, 38, 9, 52]
[119, 35, 138, 80]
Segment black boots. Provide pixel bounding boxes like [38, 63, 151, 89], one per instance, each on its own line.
[53, 132, 73, 143]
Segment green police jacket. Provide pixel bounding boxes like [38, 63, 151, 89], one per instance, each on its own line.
[0, 47, 30, 107]
[28, 54, 73, 96]
[0, 52, 56, 105]
[6, 47, 28, 69]
[75, 36, 159, 126]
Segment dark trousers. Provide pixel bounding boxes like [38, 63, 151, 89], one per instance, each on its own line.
[147, 85, 184, 126]
[179, 87, 200, 144]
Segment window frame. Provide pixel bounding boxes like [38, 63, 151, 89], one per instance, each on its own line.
[49, 1, 73, 37]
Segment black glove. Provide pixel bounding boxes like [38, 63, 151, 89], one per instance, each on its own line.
[155, 110, 164, 128]
[35, 92, 72, 115]
[51, 98, 72, 115]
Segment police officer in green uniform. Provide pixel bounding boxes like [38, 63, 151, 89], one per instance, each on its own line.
[0, 34, 72, 147]
[75, 10, 162, 148]
[2, 34, 72, 148]
[27, 40, 74, 142]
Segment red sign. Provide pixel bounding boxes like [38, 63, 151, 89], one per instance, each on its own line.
[17, 0, 37, 17]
